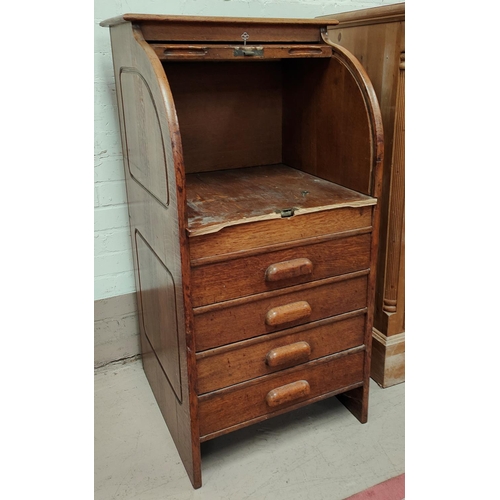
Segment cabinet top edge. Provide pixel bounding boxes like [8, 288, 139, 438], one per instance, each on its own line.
[318, 2, 405, 24]
[99, 13, 339, 28]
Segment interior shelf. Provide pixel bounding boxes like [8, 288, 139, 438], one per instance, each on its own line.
[186, 163, 376, 236]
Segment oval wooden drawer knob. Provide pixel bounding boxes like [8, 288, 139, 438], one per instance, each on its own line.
[266, 380, 311, 408]
[265, 258, 313, 282]
[266, 341, 311, 367]
[265, 301, 312, 326]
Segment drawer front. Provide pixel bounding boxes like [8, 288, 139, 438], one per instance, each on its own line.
[198, 349, 365, 438]
[197, 312, 366, 394]
[189, 206, 373, 261]
[191, 233, 371, 307]
[194, 272, 368, 351]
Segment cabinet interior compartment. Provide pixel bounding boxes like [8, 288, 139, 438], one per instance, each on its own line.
[164, 57, 373, 186]
[162, 57, 376, 233]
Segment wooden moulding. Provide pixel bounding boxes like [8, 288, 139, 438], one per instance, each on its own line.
[101, 14, 339, 27]
[318, 2, 405, 27]
[381, 50, 405, 332]
[371, 328, 405, 388]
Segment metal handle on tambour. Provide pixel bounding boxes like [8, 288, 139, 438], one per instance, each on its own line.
[234, 31, 263, 57]
[233, 46, 264, 57]
[162, 46, 208, 57]
[288, 47, 324, 56]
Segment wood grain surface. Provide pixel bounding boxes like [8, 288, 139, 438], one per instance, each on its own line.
[190, 232, 371, 306]
[193, 272, 368, 351]
[266, 341, 312, 368]
[325, 5, 405, 390]
[265, 258, 314, 282]
[102, 13, 384, 488]
[152, 44, 333, 60]
[101, 14, 338, 28]
[265, 301, 312, 326]
[197, 309, 366, 394]
[266, 380, 311, 407]
[198, 349, 364, 437]
[186, 164, 375, 235]
[166, 64, 282, 174]
[188, 206, 373, 260]
[196, 311, 366, 393]
[108, 23, 201, 488]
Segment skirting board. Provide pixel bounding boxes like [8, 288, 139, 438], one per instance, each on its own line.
[94, 292, 140, 368]
[371, 328, 405, 388]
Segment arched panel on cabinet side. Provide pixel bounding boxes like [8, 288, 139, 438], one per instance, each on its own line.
[108, 21, 201, 489]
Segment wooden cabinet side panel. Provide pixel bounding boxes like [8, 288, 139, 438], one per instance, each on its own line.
[109, 23, 201, 488]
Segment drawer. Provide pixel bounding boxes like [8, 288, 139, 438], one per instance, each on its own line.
[198, 349, 365, 439]
[194, 271, 368, 351]
[196, 311, 366, 394]
[191, 233, 371, 307]
[189, 205, 373, 261]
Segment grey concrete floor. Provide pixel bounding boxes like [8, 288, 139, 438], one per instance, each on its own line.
[95, 359, 404, 500]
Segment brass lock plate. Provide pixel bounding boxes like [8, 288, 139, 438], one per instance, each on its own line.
[233, 46, 264, 57]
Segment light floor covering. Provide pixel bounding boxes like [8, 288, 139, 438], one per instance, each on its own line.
[95, 359, 404, 500]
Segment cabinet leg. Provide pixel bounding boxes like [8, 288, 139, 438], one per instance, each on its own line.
[337, 384, 368, 423]
[189, 458, 202, 489]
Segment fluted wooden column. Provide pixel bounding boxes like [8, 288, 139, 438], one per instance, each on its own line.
[371, 50, 405, 387]
[382, 51, 405, 329]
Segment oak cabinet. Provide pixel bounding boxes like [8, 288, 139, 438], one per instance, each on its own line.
[101, 14, 383, 488]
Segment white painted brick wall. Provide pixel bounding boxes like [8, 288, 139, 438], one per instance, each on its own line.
[94, 0, 401, 301]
